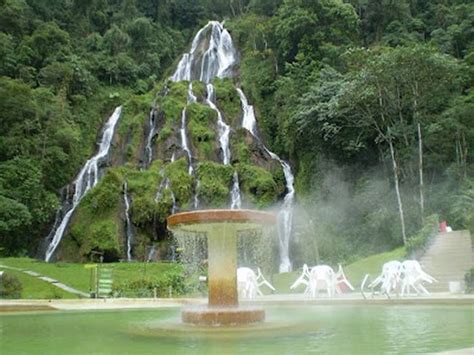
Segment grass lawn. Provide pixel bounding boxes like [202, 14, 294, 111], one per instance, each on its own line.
[1, 247, 407, 298]
[0, 257, 183, 299]
[271, 247, 406, 293]
[0, 268, 78, 299]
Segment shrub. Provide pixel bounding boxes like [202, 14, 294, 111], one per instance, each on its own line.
[112, 268, 192, 297]
[406, 214, 439, 258]
[465, 268, 474, 294]
[0, 272, 22, 299]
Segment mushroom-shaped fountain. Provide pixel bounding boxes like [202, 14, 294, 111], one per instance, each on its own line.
[167, 209, 276, 326]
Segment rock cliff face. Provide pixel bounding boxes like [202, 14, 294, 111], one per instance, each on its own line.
[51, 22, 290, 263]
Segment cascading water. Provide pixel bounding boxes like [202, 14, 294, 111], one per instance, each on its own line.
[206, 83, 231, 165]
[236, 89, 257, 136]
[237, 89, 295, 273]
[180, 108, 193, 175]
[170, 21, 294, 269]
[172, 21, 236, 83]
[144, 88, 167, 168]
[145, 108, 156, 167]
[155, 153, 177, 214]
[123, 181, 133, 262]
[171, 21, 241, 209]
[193, 180, 201, 209]
[230, 172, 242, 209]
[188, 82, 197, 103]
[187, 83, 201, 209]
[44, 106, 123, 262]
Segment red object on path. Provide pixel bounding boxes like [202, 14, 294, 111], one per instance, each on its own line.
[439, 221, 447, 233]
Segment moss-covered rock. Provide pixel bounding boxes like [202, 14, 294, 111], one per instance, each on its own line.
[213, 78, 242, 128]
[63, 169, 124, 261]
[191, 80, 206, 100]
[126, 160, 162, 198]
[196, 161, 234, 207]
[164, 158, 194, 209]
[231, 129, 252, 164]
[237, 163, 279, 207]
[157, 81, 187, 143]
[113, 93, 153, 165]
[187, 102, 217, 160]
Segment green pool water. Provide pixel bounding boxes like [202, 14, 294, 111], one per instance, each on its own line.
[1, 305, 473, 354]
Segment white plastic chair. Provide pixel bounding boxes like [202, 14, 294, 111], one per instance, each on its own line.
[237, 267, 275, 299]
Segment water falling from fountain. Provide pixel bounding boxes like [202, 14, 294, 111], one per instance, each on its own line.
[236, 89, 295, 272]
[123, 180, 133, 261]
[44, 106, 123, 262]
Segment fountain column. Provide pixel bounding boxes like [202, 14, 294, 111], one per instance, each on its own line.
[168, 209, 275, 325]
[207, 224, 237, 307]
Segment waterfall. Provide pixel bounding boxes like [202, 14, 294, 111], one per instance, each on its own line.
[230, 172, 242, 209]
[171, 21, 237, 83]
[188, 82, 197, 103]
[147, 245, 157, 262]
[206, 84, 231, 165]
[171, 21, 295, 270]
[123, 181, 133, 262]
[193, 180, 201, 209]
[236, 89, 257, 136]
[155, 153, 177, 214]
[145, 108, 156, 167]
[237, 89, 295, 273]
[44, 106, 123, 262]
[180, 108, 193, 175]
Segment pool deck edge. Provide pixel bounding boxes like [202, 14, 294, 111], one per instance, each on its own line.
[1, 293, 473, 312]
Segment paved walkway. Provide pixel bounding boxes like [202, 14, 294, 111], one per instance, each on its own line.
[0, 264, 89, 298]
[1, 292, 473, 312]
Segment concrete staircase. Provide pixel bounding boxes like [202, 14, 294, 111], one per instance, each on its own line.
[419, 230, 473, 292]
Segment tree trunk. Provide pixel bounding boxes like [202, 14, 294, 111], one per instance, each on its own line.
[413, 82, 424, 224]
[417, 122, 424, 223]
[388, 135, 407, 245]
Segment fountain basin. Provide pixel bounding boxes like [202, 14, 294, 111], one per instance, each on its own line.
[167, 209, 276, 325]
[2, 305, 473, 353]
[182, 305, 265, 326]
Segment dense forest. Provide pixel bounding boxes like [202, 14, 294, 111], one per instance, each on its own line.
[0, 0, 472, 267]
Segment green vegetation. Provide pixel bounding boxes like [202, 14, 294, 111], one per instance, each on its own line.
[187, 103, 217, 160]
[0, 272, 22, 298]
[213, 78, 241, 127]
[0, 257, 185, 299]
[406, 214, 440, 257]
[165, 158, 194, 209]
[465, 268, 474, 294]
[237, 163, 281, 207]
[113, 264, 194, 297]
[196, 162, 234, 207]
[0, 0, 472, 267]
[65, 170, 123, 262]
[0, 267, 76, 299]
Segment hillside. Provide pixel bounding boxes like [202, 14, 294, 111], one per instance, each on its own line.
[0, 0, 472, 269]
